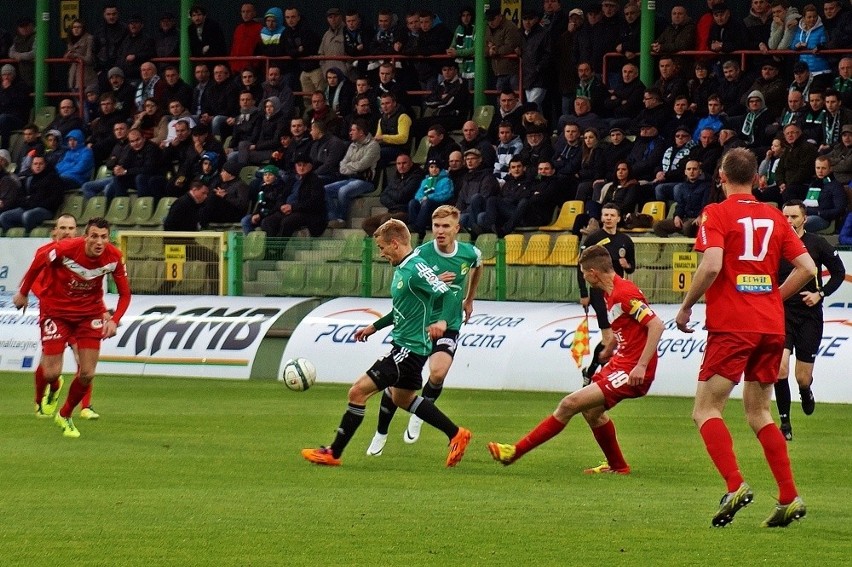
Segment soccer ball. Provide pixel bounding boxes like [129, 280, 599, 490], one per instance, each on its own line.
[280, 358, 317, 391]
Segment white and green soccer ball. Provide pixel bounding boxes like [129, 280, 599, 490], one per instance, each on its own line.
[280, 358, 317, 391]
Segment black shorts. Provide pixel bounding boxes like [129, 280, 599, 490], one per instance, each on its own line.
[431, 329, 460, 358]
[367, 344, 429, 391]
[589, 288, 610, 331]
[784, 309, 823, 364]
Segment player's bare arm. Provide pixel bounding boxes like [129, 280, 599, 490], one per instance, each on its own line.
[677, 247, 723, 332]
[778, 252, 818, 301]
[354, 324, 377, 342]
[629, 316, 664, 386]
[12, 292, 28, 310]
[427, 320, 447, 340]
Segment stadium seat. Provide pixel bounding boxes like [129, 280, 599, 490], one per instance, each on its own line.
[332, 232, 366, 262]
[141, 235, 165, 260]
[541, 267, 576, 301]
[411, 136, 430, 165]
[33, 106, 56, 131]
[473, 105, 495, 131]
[139, 197, 176, 227]
[172, 261, 216, 294]
[79, 196, 107, 224]
[629, 269, 660, 303]
[303, 263, 333, 296]
[118, 196, 154, 227]
[329, 264, 361, 297]
[623, 201, 666, 233]
[540, 200, 584, 231]
[510, 267, 547, 301]
[817, 220, 835, 235]
[477, 266, 496, 300]
[271, 262, 307, 296]
[243, 230, 266, 260]
[56, 193, 85, 222]
[475, 233, 498, 264]
[239, 165, 259, 185]
[371, 263, 393, 297]
[457, 232, 471, 243]
[503, 234, 525, 265]
[28, 226, 52, 238]
[4, 227, 26, 237]
[95, 165, 112, 179]
[516, 233, 552, 265]
[128, 261, 165, 294]
[104, 196, 131, 224]
[542, 234, 580, 266]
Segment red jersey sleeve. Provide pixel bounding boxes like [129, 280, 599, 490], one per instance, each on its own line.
[18, 242, 60, 295]
[107, 244, 131, 325]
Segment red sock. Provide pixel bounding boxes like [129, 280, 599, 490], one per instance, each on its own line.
[34, 365, 48, 404]
[757, 423, 798, 504]
[699, 417, 744, 492]
[81, 383, 93, 408]
[515, 415, 566, 459]
[591, 419, 628, 470]
[59, 378, 88, 418]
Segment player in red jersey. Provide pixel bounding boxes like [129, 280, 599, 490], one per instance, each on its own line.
[13, 217, 131, 438]
[676, 148, 816, 528]
[488, 245, 663, 473]
[29, 214, 100, 420]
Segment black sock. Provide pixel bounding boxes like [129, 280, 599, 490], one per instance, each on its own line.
[330, 403, 365, 457]
[774, 378, 791, 422]
[587, 342, 605, 376]
[422, 380, 443, 403]
[408, 396, 457, 439]
[375, 390, 398, 435]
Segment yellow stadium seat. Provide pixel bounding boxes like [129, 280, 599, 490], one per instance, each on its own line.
[542, 234, 580, 265]
[516, 233, 552, 265]
[540, 200, 584, 231]
[622, 201, 667, 233]
[503, 234, 525, 265]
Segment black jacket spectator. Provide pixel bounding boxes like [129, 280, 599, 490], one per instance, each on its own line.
[521, 21, 551, 90]
[18, 162, 63, 215]
[261, 167, 327, 237]
[201, 164, 252, 224]
[94, 17, 126, 72]
[627, 133, 667, 181]
[455, 165, 499, 213]
[309, 133, 348, 182]
[188, 13, 227, 59]
[284, 20, 322, 73]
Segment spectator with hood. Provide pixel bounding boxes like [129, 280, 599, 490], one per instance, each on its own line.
[56, 130, 94, 190]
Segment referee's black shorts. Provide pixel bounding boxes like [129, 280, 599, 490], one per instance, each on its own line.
[784, 309, 823, 364]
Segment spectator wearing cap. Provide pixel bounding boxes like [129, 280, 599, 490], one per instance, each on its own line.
[456, 148, 500, 233]
[8, 17, 35, 85]
[0, 64, 31, 149]
[229, 3, 262, 74]
[188, 4, 227, 60]
[626, 122, 667, 192]
[261, 154, 327, 237]
[734, 90, 774, 153]
[115, 14, 155, 81]
[93, 4, 126, 75]
[708, 3, 749, 55]
[601, 125, 634, 176]
[520, 10, 551, 112]
[242, 164, 284, 234]
[0, 154, 62, 232]
[107, 66, 135, 114]
[826, 124, 852, 184]
[518, 123, 555, 173]
[201, 159, 252, 225]
[362, 153, 424, 235]
[653, 125, 696, 201]
[63, 19, 96, 91]
[411, 61, 471, 142]
[408, 158, 454, 236]
[324, 119, 380, 227]
[485, 8, 523, 93]
[746, 60, 786, 118]
[154, 12, 180, 60]
[789, 5, 831, 79]
[82, 83, 102, 125]
[163, 181, 210, 231]
[319, 8, 348, 77]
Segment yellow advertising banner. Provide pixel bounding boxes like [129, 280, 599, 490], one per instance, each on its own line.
[59, 1, 80, 39]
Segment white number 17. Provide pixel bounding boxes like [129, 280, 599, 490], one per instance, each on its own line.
[737, 217, 774, 261]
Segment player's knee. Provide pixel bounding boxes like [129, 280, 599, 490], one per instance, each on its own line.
[556, 395, 582, 417]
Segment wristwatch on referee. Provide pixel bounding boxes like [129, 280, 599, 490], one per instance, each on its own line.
[817, 290, 825, 298]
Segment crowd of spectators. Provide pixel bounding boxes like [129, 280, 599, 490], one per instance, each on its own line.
[0, 0, 851, 237]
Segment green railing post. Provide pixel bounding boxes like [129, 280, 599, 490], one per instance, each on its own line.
[228, 231, 242, 296]
[180, 0, 192, 82]
[34, 0, 49, 111]
[360, 236, 372, 297]
[473, 0, 487, 109]
[639, 0, 656, 88]
[495, 238, 506, 301]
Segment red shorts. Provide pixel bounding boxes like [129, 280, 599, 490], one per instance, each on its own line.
[592, 363, 654, 410]
[40, 315, 103, 355]
[699, 331, 784, 384]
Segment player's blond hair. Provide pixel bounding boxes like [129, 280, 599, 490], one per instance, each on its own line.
[374, 218, 410, 244]
[579, 245, 614, 273]
[432, 205, 460, 221]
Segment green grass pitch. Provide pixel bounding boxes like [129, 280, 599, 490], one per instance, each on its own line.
[1, 372, 850, 566]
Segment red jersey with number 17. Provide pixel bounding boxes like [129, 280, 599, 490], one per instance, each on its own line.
[695, 193, 807, 334]
[605, 275, 659, 377]
[19, 236, 131, 324]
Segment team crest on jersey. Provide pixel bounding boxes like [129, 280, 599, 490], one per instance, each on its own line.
[91, 318, 104, 329]
[460, 263, 469, 275]
[41, 318, 60, 341]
